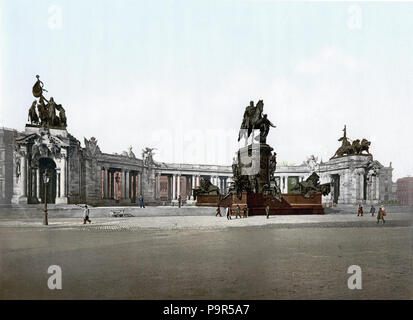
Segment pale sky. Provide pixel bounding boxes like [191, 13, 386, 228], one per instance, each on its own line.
[1, 0, 412, 180]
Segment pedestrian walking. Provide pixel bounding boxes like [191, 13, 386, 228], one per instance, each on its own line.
[178, 195, 182, 208]
[370, 205, 376, 217]
[226, 206, 232, 220]
[216, 205, 222, 217]
[243, 206, 248, 218]
[139, 194, 145, 208]
[236, 205, 242, 219]
[357, 204, 363, 216]
[265, 205, 270, 219]
[83, 204, 91, 224]
[377, 205, 386, 224]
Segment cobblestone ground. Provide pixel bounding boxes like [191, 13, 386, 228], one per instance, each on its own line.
[0, 211, 411, 231]
[0, 209, 412, 300]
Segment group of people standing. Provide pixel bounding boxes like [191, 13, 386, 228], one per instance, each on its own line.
[216, 204, 248, 219]
[216, 204, 272, 219]
[357, 204, 386, 223]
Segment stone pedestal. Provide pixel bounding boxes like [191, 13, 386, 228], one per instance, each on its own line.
[219, 192, 324, 215]
[195, 194, 221, 206]
[142, 167, 156, 201]
[237, 143, 273, 193]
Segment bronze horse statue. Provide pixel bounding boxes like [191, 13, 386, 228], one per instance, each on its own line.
[238, 100, 264, 144]
[291, 172, 331, 198]
[332, 138, 371, 158]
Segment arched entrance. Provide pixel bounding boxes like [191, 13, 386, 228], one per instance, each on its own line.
[39, 158, 57, 204]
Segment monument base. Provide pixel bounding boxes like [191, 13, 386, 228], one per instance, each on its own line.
[56, 196, 68, 204]
[196, 194, 221, 206]
[11, 196, 28, 205]
[219, 192, 324, 215]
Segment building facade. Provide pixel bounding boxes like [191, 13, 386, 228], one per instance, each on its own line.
[0, 128, 15, 204]
[273, 155, 394, 205]
[6, 124, 234, 206]
[1, 124, 395, 206]
[397, 177, 413, 206]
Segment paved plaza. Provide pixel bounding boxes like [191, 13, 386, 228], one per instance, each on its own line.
[0, 206, 412, 299]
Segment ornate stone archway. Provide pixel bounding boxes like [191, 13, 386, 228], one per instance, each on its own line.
[38, 158, 57, 204]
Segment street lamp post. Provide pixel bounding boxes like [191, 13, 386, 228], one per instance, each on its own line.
[43, 170, 50, 225]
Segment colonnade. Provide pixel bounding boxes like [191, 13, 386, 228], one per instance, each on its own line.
[157, 173, 231, 201]
[101, 167, 142, 201]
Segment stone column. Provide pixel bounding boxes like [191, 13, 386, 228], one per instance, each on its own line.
[121, 170, 126, 200]
[109, 171, 112, 198]
[157, 173, 161, 199]
[36, 168, 40, 199]
[282, 176, 287, 193]
[125, 171, 129, 199]
[177, 174, 181, 198]
[138, 172, 142, 197]
[104, 168, 108, 198]
[190, 175, 195, 200]
[366, 173, 372, 203]
[61, 156, 67, 198]
[172, 174, 176, 200]
[56, 169, 61, 199]
[354, 170, 361, 202]
[22, 155, 27, 198]
[360, 173, 365, 202]
[375, 175, 380, 202]
[372, 175, 377, 201]
[56, 151, 68, 204]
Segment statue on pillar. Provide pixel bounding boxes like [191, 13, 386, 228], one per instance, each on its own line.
[37, 96, 49, 126]
[28, 101, 39, 125]
[255, 114, 276, 144]
[238, 100, 265, 145]
[331, 125, 372, 159]
[28, 75, 68, 128]
[56, 104, 67, 127]
[47, 97, 58, 126]
[32, 74, 48, 99]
